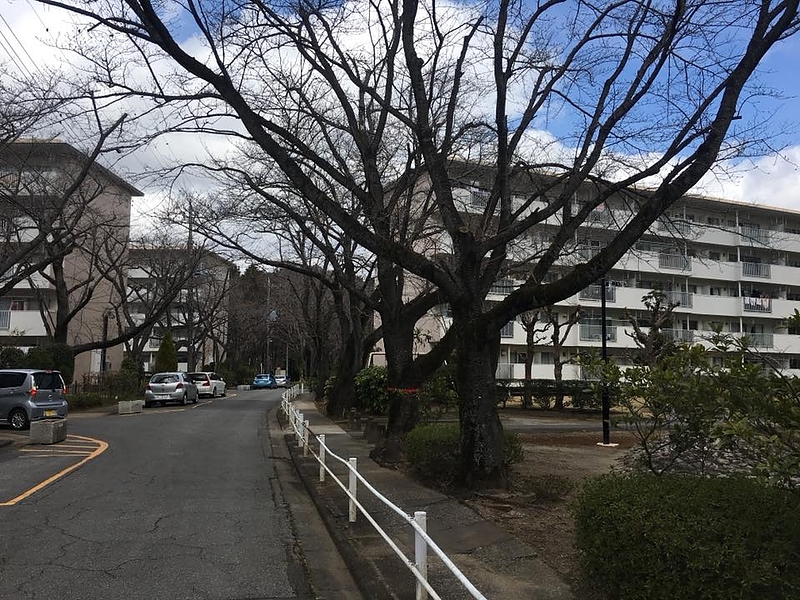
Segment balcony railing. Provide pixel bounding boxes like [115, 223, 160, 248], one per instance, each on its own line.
[579, 324, 617, 342]
[661, 328, 695, 343]
[0, 310, 9, 330]
[500, 321, 514, 338]
[741, 262, 771, 278]
[658, 253, 692, 271]
[742, 333, 774, 348]
[496, 363, 514, 379]
[742, 297, 772, 313]
[738, 226, 772, 244]
[658, 220, 694, 235]
[663, 291, 693, 307]
[579, 285, 616, 302]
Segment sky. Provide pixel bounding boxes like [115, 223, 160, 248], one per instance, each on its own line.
[1, 0, 799, 223]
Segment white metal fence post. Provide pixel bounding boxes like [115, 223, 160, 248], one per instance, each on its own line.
[414, 511, 428, 600]
[348, 457, 358, 523]
[297, 412, 304, 447]
[319, 434, 326, 482]
[303, 420, 310, 456]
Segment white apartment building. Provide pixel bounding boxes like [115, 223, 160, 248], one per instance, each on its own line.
[416, 169, 800, 382]
[126, 248, 236, 373]
[0, 140, 141, 380]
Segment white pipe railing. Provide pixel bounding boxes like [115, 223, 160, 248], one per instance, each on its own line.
[280, 388, 488, 600]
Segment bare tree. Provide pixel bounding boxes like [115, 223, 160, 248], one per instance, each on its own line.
[40, 0, 800, 485]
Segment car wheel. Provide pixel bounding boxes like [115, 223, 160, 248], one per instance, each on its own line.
[192, 392, 198, 404]
[211, 386, 219, 398]
[144, 401, 152, 409]
[180, 394, 187, 406]
[222, 387, 227, 397]
[9, 409, 29, 431]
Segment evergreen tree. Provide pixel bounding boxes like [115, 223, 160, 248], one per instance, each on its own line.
[154, 331, 178, 372]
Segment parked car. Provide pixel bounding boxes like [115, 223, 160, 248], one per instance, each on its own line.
[0, 369, 68, 430]
[252, 373, 277, 389]
[274, 374, 289, 388]
[144, 372, 199, 407]
[187, 372, 226, 398]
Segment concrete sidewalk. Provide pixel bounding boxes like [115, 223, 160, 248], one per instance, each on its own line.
[278, 395, 574, 600]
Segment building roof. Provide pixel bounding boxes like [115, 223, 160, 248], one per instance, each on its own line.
[1, 139, 144, 197]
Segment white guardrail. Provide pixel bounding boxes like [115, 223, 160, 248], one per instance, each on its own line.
[281, 385, 487, 600]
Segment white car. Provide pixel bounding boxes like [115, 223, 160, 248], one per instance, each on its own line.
[188, 372, 226, 397]
[274, 374, 289, 388]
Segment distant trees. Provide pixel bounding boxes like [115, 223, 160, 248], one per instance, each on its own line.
[154, 331, 177, 373]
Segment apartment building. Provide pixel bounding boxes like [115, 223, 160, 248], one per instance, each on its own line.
[415, 167, 800, 381]
[0, 140, 142, 380]
[125, 248, 236, 373]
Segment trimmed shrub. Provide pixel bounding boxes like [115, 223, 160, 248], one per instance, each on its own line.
[404, 422, 525, 485]
[418, 365, 458, 423]
[573, 473, 800, 600]
[0, 346, 26, 368]
[354, 365, 389, 414]
[67, 392, 107, 410]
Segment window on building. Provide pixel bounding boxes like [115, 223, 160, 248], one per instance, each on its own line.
[9, 300, 27, 311]
[490, 278, 515, 295]
[538, 352, 555, 364]
[790, 357, 800, 369]
[706, 216, 721, 226]
[708, 251, 721, 261]
[500, 321, 514, 338]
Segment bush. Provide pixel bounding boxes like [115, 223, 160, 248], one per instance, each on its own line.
[354, 366, 389, 414]
[67, 392, 107, 410]
[418, 365, 458, 423]
[0, 346, 26, 368]
[573, 473, 800, 600]
[404, 422, 525, 486]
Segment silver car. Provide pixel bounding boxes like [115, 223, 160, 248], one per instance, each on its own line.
[144, 372, 199, 407]
[0, 369, 69, 430]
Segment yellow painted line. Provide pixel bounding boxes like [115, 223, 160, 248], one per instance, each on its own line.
[0, 434, 108, 507]
[191, 400, 213, 409]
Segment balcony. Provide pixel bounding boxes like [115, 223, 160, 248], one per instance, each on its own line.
[741, 262, 771, 278]
[579, 324, 617, 342]
[742, 297, 772, 313]
[663, 291, 693, 308]
[743, 332, 774, 348]
[579, 285, 616, 302]
[496, 363, 515, 379]
[657, 220, 694, 236]
[658, 253, 692, 271]
[661, 328, 695, 343]
[739, 226, 772, 245]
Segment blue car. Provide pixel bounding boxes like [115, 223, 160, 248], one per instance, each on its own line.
[252, 373, 277, 389]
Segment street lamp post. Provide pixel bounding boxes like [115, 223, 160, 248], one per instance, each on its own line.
[600, 276, 610, 444]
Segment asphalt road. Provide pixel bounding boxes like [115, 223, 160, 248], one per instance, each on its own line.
[0, 389, 313, 600]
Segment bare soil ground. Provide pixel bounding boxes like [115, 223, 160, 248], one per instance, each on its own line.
[463, 428, 638, 593]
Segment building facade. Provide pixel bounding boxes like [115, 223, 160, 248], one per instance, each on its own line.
[126, 248, 236, 373]
[414, 173, 800, 381]
[0, 140, 141, 381]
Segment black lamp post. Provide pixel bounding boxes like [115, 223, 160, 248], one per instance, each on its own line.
[600, 277, 612, 445]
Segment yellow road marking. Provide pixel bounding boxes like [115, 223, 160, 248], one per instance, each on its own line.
[191, 400, 213, 409]
[20, 448, 94, 455]
[0, 434, 108, 506]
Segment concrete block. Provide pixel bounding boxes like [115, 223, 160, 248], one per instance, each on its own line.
[30, 419, 67, 444]
[118, 400, 144, 414]
[237, 385, 251, 391]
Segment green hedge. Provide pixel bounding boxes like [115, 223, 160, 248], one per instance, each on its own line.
[354, 366, 389, 414]
[573, 473, 800, 600]
[404, 422, 523, 485]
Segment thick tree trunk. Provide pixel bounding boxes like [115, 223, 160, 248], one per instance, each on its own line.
[453, 313, 506, 488]
[523, 352, 534, 409]
[553, 359, 564, 410]
[378, 321, 419, 464]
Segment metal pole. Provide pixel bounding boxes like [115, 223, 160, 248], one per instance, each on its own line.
[100, 312, 109, 373]
[348, 458, 358, 523]
[414, 511, 428, 600]
[319, 434, 326, 482]
[600, 276, 610, 445]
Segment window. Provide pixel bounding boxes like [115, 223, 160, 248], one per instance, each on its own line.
[500, 321, 514, 338]
[706, 216, 721, 226]
[490, 278, 515, 295]
[708, 251, 720, 261]
[0, 372, 26, 388]
[790, 357, 800, 369]
[9, 300, 27, 311]
[538, 352, 555, 364]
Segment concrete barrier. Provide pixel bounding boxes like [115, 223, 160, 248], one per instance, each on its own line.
[237, 385, 251, 391]
[118, 400, 144, 414]
[30, 419, 67, 444]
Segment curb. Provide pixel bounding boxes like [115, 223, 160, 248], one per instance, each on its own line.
[277, 408, 399, 600]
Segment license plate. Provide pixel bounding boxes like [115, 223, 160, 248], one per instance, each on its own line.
[156, 395, 169, 400]
[44, 409, 57, 417]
